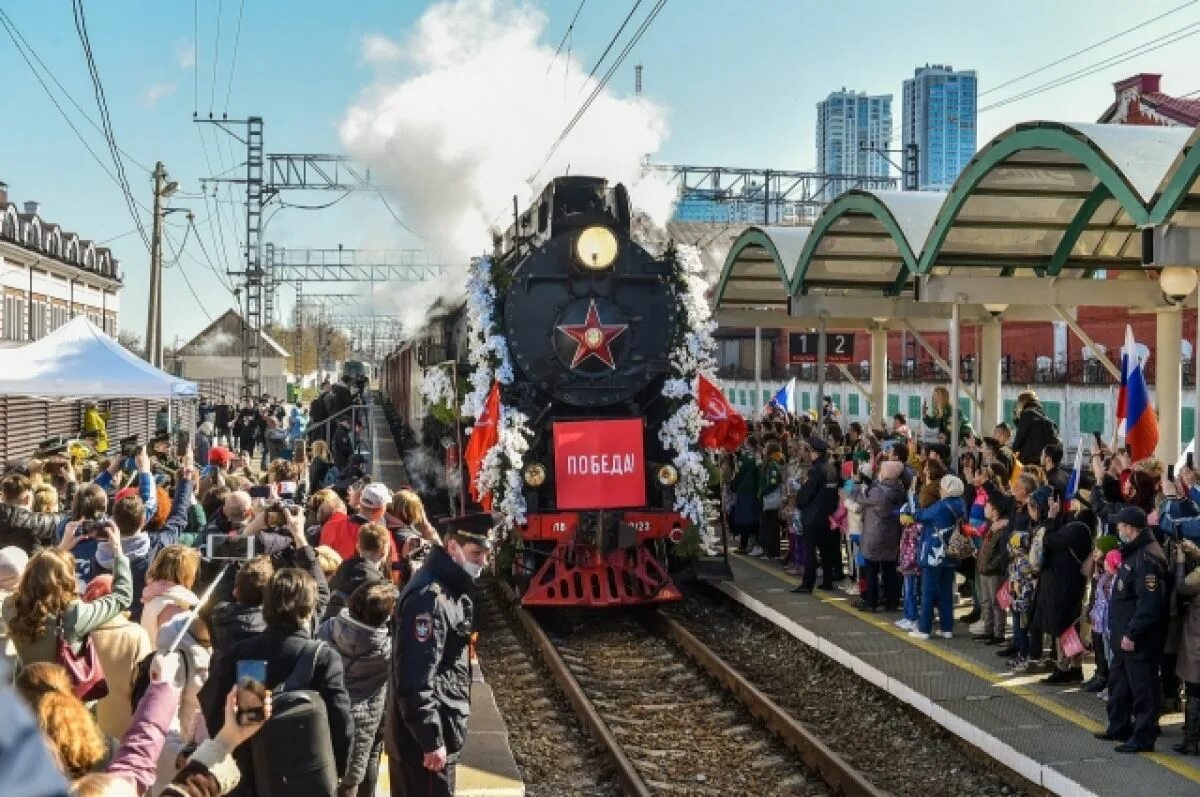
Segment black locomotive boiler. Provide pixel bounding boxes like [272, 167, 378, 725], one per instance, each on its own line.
[494, 176, 687, 608]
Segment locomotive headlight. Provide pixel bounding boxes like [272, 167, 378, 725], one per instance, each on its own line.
[523, 463, 547, 487]
[657, 465, 679, 486]
[575, 226, 618, 270]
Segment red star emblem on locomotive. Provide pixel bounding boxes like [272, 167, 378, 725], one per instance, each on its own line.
[556, 299, 628, 369]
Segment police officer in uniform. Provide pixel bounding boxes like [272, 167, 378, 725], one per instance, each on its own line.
[792, 437, 842, 593]
[385, 513, 493, 796]
[1095, 506, 1169, 753]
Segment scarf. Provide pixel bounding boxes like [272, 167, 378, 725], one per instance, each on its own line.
[95, 531, 153, 570]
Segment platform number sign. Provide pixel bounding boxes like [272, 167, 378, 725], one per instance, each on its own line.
[788, 332, 855, 365]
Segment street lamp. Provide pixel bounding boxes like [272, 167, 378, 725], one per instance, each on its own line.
[1160, 266, 1198, 305]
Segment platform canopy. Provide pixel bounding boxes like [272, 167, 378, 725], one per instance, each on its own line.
[712, 226, 806, 326]
[0, 315, 198, 399]
[713, 120, 1200, 325]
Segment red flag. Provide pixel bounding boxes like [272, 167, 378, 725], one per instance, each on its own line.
[464, 382, 500, 509]
[697, 374, 747, 452]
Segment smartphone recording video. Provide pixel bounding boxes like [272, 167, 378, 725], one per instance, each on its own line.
[235, 660, 268, 725]
[248, 485, 272, 500]
[120, 435, 139, 458]
[175, 430, 191, 458]
[205, 534, 256, 561]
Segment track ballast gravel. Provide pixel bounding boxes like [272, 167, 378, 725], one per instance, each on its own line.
[668, 586, 1031, 797]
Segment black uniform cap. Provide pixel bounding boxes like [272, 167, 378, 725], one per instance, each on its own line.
[438, 512, 497, 550]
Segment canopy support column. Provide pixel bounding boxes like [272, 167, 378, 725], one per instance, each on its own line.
[980, 318, 1003, 433]
[754, 326, 762, 420]
[1157, 307, 1183, 465]
[869, 327, 887, 429]
[950, 303, 961, 466]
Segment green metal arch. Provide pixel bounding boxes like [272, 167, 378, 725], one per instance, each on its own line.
[1150, 128, 1200, 225]
[915, 124, 1152, 275]
[714, 228, 793, 308]
[789, 191, 920, 296]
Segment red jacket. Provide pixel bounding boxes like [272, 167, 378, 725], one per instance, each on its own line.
[319, 512, 400, 575]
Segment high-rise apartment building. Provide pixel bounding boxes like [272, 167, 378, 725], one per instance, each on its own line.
[902, 64, 977, 191]
[815, 90, 893, 200]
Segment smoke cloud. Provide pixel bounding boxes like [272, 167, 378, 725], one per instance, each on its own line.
[340, 0, 673, 271]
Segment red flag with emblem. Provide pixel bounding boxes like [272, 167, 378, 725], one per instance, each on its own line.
[464, 382, 500, 509]
[697, 374, 747, 452]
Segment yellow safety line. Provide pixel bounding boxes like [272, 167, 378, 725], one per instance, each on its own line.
[733, 553, 1200, 784]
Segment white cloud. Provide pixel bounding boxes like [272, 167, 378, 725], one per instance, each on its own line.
[361, 33, 403, 64]
[175, 38, 196, 69]
[142, 82, 178, 108]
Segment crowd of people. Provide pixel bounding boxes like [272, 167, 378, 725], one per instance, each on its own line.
[726, 388, 1200, 756]
[0, 389, 491, 797]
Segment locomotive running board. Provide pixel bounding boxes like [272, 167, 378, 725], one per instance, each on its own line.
[521, 544, 682, 608]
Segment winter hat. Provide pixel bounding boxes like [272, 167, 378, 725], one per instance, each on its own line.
[940, 474, 965, 498]
[113, 486, 139, 503]
[0, 546, 29, 592]
[208, 446, 233, 468]
[807, 437, 829, 454]
[840, 461, 854, 480]
[1104, 550, 1123, 572]
[83, 574, 113, 602]
[879, 460, 904, 481]
[1096, 534, 1120, 554]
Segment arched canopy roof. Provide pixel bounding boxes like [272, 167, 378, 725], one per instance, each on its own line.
[917, 121, 1194, 278]
[790, 190, 943, 296]
[713, 225, 807, 313]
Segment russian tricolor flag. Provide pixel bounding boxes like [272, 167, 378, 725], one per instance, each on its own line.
[1065, 437, 1083, 500]
[1117, 325, 1159, 461]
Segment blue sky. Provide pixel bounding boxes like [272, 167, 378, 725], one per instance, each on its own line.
[2, 0, 1198, 346]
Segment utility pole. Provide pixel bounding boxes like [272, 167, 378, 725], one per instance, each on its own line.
[146, 162, 170, 368]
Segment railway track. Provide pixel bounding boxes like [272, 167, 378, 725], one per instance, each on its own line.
[494, 583, 885, 797]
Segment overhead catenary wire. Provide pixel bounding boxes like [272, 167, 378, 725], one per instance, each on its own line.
[582, 0, 643, 86]
[979, 20, 1200, 113]
[531, 0, 668, 184]
[223, 0, 246, 114]
[980, 0, 1198, 96]
[547, 0, 588, 74]
[210, 0, 223, 116]
[164, 228, 215, 321]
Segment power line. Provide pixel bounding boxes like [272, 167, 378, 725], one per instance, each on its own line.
[223, 0, 246, 114]
[71, 0, 152, 250]
[186, 216, 240, 298]
[582, 0, 642, 85]
[163, 218, 192, 268]
[547, 0, 588, 74]
[980, 0, 1198, 97]
[376, 192, 424, 239]
[210, 0, 223, 115]
[979, 20, 1200, 113]
[0, 9, 153, 176]
[532, 0, 668, 184]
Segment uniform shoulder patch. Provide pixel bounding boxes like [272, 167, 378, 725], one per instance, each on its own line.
[414, 612, 433, 643]
[1146, 574, 1158, 592]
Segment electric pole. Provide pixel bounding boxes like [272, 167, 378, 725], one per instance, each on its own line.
[146, 162, 167, 368]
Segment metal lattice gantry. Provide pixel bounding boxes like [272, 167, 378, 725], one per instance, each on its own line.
[196, 116, 376, 397]
[643, 162, 898, 225]
[270, 247, 446, 283]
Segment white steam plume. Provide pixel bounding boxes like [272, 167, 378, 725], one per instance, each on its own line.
[340, 0, 674, 273]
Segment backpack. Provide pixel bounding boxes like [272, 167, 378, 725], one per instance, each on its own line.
[250, 641, 338, 797]
[1028, 525, 1047, 574]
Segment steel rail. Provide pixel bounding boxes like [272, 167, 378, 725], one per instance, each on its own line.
[651, 612, 888, 797]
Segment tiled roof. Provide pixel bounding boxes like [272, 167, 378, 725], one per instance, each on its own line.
[1141, 92, 1200, 126]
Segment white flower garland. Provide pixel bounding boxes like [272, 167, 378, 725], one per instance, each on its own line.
[462, 256, 531, 530]
[419, 366, 456, 409]
[657, 244, 719, 551]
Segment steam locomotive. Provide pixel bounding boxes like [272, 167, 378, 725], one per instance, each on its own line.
[493, 176, 686, 608]
[382, 176, 687, 608]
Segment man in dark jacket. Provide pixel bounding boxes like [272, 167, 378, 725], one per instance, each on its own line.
[322, 522, 389, 622]
[207, 554, 273, 658]
[1041, 443, 1070, 496]
[203, 528, 352, 794]
[792, 438, 841, 594]
[385, 514, 491, 797]
[0, 471, 65, 552]
[1011, 391, 1059, 465]
[213, 394, 234, 446]
[1096, 506, 1169, 753]
[308, 382, 331, 444]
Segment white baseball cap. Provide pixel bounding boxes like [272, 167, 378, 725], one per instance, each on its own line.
[360, 482, 392, 509]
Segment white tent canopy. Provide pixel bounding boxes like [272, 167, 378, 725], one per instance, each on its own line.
[0, 316, 198, 399]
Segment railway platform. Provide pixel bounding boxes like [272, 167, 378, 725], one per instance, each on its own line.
[376, 654, 526, 797]
[722, 553, 1200, 797]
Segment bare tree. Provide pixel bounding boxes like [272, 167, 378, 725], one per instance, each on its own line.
[117, 330, 145, 358]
